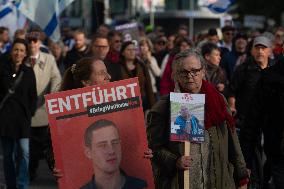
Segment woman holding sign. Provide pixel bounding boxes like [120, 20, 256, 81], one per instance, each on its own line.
[51, 57, 112, 178]
[60, 57, 111, 91]
[147, 49, 249, 189]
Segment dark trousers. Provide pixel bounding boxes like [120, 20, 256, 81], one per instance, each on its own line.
[271, 158, 284, 189]
[29, 126, 54, 178]
[1, 137, 17, 189]
[1, 137, 29, 189]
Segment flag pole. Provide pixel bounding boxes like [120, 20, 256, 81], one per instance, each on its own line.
[184, 141, 190, 188]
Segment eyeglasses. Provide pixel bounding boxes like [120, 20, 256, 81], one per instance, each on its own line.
[179, 67, 203, 78]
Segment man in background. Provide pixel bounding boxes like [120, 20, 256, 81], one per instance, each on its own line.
[26, 31, 62, 181]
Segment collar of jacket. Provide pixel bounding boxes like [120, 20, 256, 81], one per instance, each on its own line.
[246, 56, 275, 71]
[25, 52, 46, 70]
[37, 53, 46, 70]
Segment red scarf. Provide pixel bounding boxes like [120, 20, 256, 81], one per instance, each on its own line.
[200, 80, 235, 130]
[106, 50, 120, 64]
[273, 44, 283, 55]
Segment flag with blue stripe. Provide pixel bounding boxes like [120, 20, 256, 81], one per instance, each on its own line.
[207, 0, 235, 14]
[0, 5, 12, 19]
[0, 0, 25, 37]
[17, 0, 75, 41]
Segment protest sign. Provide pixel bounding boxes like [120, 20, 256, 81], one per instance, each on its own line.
[45, 78, 154, 189]
[115, 22, 140, 47]
[170, 92, 205, 142]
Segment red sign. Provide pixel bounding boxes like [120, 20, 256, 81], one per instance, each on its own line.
[45, 78, 154, 189]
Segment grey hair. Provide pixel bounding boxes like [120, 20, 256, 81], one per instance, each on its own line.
[172, 48, 205, 83]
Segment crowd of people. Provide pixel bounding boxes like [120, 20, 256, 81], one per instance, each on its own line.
[0, 22, 284, 189]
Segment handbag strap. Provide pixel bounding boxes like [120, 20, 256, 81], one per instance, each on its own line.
[0, 71, 24, 110]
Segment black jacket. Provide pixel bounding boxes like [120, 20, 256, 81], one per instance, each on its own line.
[64, 46, 90, 69]
[228, 57, 274, 118]
[104, 59, 122, 82]
[0, 58, 37, 138]
[240, 59, 284, 168]
[80, 170, 147, 189]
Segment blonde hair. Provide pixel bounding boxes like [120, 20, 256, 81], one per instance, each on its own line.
[73, 29, 86, 37]
[139, 36, 154, 53]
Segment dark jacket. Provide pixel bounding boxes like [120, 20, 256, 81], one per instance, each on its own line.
[205, 62, 227, 86]
[56, 55, 66, 76]
[227, 57, 274, 119]
[64, 46, 90, 69]
[153, 50, 168, 67]
[220, 50, 244, 80]
[147, 95, 247, 189]
[104, 59, 122, 82]
[80, 171, 147, 189]
[205, 62, 228, 94]
[0, 58, 37, 138]
[240, 60, 284, 168]
[119, 59, 155, 110]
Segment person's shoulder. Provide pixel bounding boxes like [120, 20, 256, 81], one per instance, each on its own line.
[150, 56, 157, 61]
[65, 48, 74, 57]
[159, 94, 170, 102]
[40, 45, 50, 54]
[39, 51, 57, 64]
[268, 57, 284, 74]
[150, 94, 170, 113]
[245, 56, 259, 67]
[221, 50, 234, 59]
[124, 175, 147, 189]
[261, 59, 284, 87]
[135, 58, 147, 68]
[39, 51, 54, 59]
[68, 47, 77, 53]
[0, 56, 12, 74]
[104, 59, 122, 69]
[21, 64, 34, 72]
[0, 52, 10, 62]
[233, 58, 251, 74]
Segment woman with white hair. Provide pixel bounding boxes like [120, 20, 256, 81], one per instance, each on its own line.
[147, 49, 249, 189]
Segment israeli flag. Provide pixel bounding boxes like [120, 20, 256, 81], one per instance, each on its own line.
[0, 0, 26, 37]
[207, 0, 235, 14]
[16, 0, 75, 42]
[0, 2, 13, 20]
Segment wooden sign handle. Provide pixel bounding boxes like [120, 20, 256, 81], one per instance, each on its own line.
[184, 141, 190, 189]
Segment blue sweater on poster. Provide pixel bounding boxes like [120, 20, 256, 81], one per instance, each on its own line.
[174, 115, 187, 135]
[190, 116, 200, 135]
[175, 115, 200, 135]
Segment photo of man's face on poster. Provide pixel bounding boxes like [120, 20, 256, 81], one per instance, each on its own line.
[84, 120, 122, 174]
[45, 78, 155, 189]
[81, 119, 147, 189]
